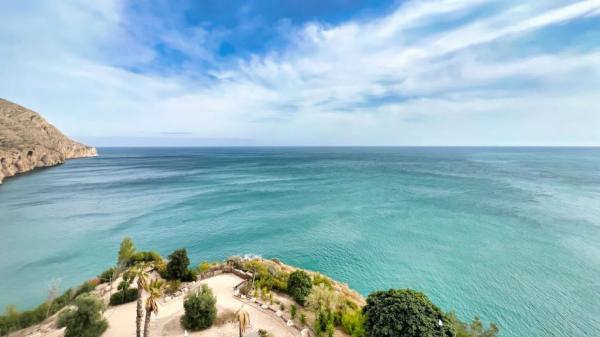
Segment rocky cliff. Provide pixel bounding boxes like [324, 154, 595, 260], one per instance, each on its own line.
[0, 99, 97, 183]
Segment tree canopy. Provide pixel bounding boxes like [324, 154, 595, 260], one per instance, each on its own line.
[287, 270, 312, 306]
[363, 289, 455, 337]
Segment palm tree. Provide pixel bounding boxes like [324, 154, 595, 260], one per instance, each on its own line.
[236, 307, 251, 337]
[143, 279, 164, 337]
[133, 264, 149, 337]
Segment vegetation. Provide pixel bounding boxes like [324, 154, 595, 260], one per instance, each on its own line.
[143, 279, 164, 337]
[98, 267, 117, 284]
[291, 304, 297, 319]
[132, 264, 149, 337]
[163, 248, 196, 281]
[109, 288, 138, 305]
[447, 314, 499, 337]
[287, 270, 312, 305]
[236, 308, 251, 337]
[63, 294, 108, 337]
[363, 289, 454, 337]
[341, 307, 365, 337]
[118, 237, 136, 266]
[258, 328, 271, 337]
[56, 308, 75, 328]
[0, 280, 96, 335]
[181, 284, 217, 331]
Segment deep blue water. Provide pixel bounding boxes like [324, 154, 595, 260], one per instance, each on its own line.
[1, 147, 599, 336]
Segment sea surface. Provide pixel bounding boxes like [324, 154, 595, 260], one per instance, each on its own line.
[1, 147, 599, 336]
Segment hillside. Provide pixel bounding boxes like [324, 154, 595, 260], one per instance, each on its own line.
[0, 99, 96, 183]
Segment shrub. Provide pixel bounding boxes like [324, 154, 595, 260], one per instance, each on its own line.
[128, 251, 163, 266]
[181, 284, 217, 330]
[287, 270, 312, 305]
[97, 267, 116, 284]
[300, 313, 306, 326]
[197, 261, 215, 273]
[165, 280, 182, 296]
[258, 329, 271, 337]
[56, 308, 75, 328]
[291, 304, 297, 319]
[363, 289, 455, 337]
[446, 313, 499, 337]
[313, 273, 333, 289]
[64, 295, 108, 337]
[109, 288, 138, 306]
[181, 269, 197, 282]
[164, 248, 191, 280]
[73, 282, 96, 298]
[341, 308, 365, 337]
[307, 283, 340, 313]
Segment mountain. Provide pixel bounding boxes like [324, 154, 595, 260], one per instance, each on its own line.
[0, 98, 97, 183]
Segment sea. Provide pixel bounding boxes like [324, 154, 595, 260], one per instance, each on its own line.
[0, 147, 599, 336]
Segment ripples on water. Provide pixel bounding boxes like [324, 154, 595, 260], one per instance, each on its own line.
[1, 147, 599, 336]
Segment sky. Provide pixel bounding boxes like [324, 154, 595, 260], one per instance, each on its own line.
[1, 0, 599, 146]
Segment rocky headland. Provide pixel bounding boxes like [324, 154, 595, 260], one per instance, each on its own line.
[0, 98, 97, 184]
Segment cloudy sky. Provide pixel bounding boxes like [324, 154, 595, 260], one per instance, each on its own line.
[1, 0, 599, 146]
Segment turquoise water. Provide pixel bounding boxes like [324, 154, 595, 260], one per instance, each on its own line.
[1, 147, 599, 336]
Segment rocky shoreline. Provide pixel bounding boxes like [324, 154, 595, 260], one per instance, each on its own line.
[0, 99, 97, 184]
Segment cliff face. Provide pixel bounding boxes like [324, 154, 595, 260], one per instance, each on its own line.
[0, 99, 97, 183]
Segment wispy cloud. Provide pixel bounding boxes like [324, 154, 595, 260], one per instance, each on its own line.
[1, 0, 599, 145]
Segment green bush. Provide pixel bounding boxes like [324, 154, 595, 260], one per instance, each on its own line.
[181, 284, 217, 330]
[313, 273, 333, 289]
[291, 304, 297, 319]
[128, 251, 163, 266]
[0, 279, 96, 335]
[258, 329, 271, 337]
[97, 267, 116, 284]
[73, 282, 97, 298]
[446, 314, 499, 337]
[164, 248, 191, 280]
[64, 295, 108, 337]
[181, 268, 197, 282]
[109, 288, 139, 306]
[287, 270, 312, 305]
[363, 289, 455, 337]
[341, 307, 365, 337]
[56, 308, 75, 328]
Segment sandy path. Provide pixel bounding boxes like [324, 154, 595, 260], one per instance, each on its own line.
[102, 273, 301, 337]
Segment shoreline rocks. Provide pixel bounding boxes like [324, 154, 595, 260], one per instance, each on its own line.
[0, 98, 97, 184]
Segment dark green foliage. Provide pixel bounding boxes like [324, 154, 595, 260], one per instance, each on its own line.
[446, 314, 499, 337]
[181, 284, 217, 331]
[0, 279, 96, 335]
[300, 313, 306, 326]
[64, 295, 108, 337]
[315, 310, 332, 336]
[109, 288, 139, 306]
[258, 329, 271, 337]
[363, 289, 455, 337]
[181, 268, 198, 282]
[287, 270, 312, 305]
[97, 267, 116, 283]
[291, 304, 297, 319]
[164, 248, 191, 280]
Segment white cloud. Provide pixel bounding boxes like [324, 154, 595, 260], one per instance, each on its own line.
[1, 0, 599, 145]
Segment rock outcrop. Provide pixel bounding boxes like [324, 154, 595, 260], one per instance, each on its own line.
[0, 98, 97, 183]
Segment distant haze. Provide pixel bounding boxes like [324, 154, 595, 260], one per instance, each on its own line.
[1, 1, 600, 146]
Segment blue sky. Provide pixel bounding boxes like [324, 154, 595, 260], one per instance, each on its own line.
[1, 0, 599, 146]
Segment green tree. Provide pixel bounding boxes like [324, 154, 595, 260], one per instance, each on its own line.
[165, 248, 190, 280]
[118, 237, 136, 267]
[287, 270, 312, 305]
[363, 289, 455, 337]
[181, 284, 217, 330]
[63, 295, 108, 337]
